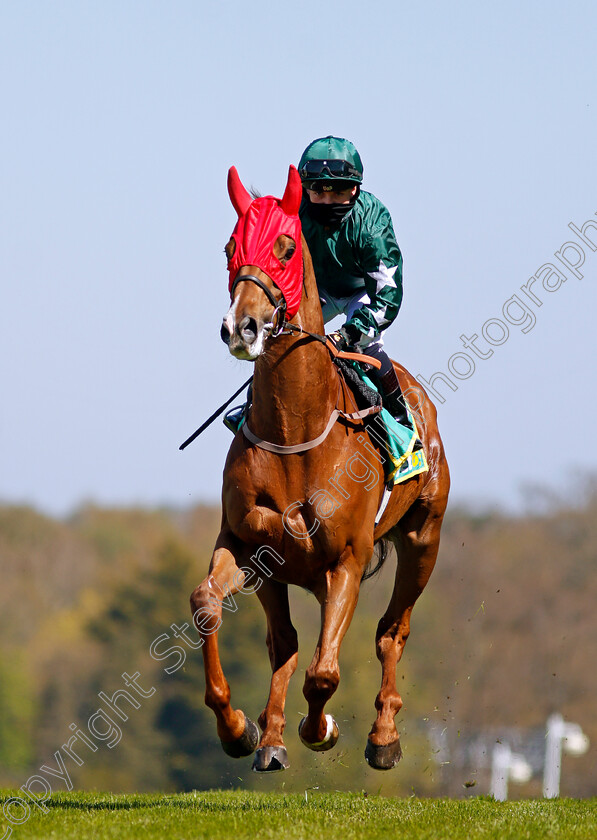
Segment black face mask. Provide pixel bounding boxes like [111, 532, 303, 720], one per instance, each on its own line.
[306, 198, 356, 227]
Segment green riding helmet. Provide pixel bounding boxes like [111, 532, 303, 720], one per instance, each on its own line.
[298, 136, 363, 190]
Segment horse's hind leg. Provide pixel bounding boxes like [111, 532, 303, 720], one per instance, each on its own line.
[251, 579, 299, 772]
[189, 530, 259, 759]
[366, 497, 447, 770]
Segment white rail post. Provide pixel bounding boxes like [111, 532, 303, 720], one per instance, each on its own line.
[490, 743, 532, 801]
[543, 713, 589, 798]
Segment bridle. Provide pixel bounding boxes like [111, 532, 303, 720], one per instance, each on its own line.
[180, 265, 383, 452]
[227, 267, 385, 455]
[230, 271, 289, 338]
[229, 269, 383, 353]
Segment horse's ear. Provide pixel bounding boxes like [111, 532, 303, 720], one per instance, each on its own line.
[280, 165, 302, 216]
[228, 166, 252, 217]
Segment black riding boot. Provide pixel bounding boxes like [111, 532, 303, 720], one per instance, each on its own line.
[376, 366, 414, 430]
[223, 384, 253, 434]
[362, 346, 414, 430]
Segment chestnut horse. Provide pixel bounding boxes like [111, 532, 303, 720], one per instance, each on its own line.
[190, 165, 450, 772]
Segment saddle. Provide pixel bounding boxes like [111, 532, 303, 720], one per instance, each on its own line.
[330, 348, 427, 486]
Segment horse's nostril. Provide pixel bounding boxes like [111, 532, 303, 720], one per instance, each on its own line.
[238, 316, 258, 343]
[220, 321, 231, 345]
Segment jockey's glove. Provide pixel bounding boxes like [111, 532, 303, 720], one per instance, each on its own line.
[330, 323, 362, 352]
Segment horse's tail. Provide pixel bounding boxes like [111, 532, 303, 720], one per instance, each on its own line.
[361, 538, 392, 582]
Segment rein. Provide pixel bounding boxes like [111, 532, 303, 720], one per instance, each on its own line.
[236, 279, 383, 454]
[179, 271, 382, 452]
[231, 271, 381, 369]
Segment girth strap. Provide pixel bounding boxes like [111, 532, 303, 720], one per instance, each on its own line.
[241, 404, 381, 454]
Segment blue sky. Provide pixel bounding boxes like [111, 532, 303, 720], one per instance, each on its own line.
[1, 0, 596, 515]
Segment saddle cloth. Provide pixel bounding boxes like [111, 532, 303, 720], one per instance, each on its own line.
[342, 360, 429, 486]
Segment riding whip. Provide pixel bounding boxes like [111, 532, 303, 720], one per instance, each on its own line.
[179, 374, 253, 450]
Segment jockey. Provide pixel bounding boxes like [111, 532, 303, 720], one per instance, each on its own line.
[298, 135, 412, 429]
[224, 136, 414, 433]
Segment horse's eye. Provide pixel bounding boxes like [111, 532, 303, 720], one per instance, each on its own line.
[286, 248, 295, 260]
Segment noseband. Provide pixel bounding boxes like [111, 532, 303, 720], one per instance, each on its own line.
[230, 272, 288, 337]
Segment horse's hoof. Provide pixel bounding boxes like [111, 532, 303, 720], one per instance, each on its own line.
[252, 745, 290, 772]
[298, 714, 339, 752]
[364, 737, 402, 770]
[220, 716, 260, 758]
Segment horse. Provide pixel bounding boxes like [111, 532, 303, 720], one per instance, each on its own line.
[189, 164, 450, 772]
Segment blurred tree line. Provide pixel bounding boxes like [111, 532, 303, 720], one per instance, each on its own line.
[0, 480, 596, 797]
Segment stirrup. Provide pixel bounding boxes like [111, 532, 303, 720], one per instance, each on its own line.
[223, 404, 247, 434]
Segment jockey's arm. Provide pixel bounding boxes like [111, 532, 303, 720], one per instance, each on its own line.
[345, 216, 404, 348]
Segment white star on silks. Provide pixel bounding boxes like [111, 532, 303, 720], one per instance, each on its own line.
[369, 261, 399, 293]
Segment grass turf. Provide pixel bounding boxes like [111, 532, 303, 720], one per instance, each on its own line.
[1, 790, 596, 839]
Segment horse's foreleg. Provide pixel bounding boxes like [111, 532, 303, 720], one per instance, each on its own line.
[251, 579, 298, 772]
[299, 555, 362, 751]
[189, 535, 259, 758]
[366, 498, 446, 770]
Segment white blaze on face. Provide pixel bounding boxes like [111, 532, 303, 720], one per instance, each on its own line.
[224, 296, 270, 360]
[223, 296, 239, 341]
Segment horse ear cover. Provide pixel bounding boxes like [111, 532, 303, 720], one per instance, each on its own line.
[280, 165, 302, 216]
[228, 166, 252, 217]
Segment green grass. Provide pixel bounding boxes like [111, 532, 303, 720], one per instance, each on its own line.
[1, 790, 596, 840]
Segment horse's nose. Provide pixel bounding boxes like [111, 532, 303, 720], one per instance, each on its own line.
[238, 316, 258, 343]
[220, 319, 231, 345]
